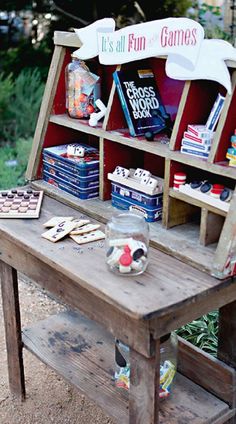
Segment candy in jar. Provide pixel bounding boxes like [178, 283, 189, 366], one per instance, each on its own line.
[65, 55, 100, 119]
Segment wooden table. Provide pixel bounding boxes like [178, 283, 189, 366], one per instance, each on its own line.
[1, 193, 236, 423]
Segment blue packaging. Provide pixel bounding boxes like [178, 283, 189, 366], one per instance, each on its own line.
[43, 162, 99, 188]
[111, 182, 163, 207]
[42, 143, 99, 177]
[43, 171, 99, 200]
[111, 192, 162, 222]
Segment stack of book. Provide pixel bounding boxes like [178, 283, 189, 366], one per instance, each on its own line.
[180, 125, 214, 159]
[226, 130, 236, 167]
[181, 93, 225, 159]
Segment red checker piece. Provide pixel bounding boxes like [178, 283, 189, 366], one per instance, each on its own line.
[211, 184, 224, 195]
[119, 252, 132, 266]
[174, 172, 186, 182]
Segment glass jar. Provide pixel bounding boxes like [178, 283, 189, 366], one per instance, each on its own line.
[105, 212, 149, 276]
[159, 332, 178, 399]
[65, 55, 100, 119]
[114, 332, 178, 399]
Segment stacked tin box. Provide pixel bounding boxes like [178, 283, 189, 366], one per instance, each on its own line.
[42, 143, 99, 199]
[108, 170, 163, 222]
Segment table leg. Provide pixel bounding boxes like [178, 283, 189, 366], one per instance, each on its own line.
[0, 260, 25, 399]
[129, 339, 160, 424]
[218, 301, 236, 423]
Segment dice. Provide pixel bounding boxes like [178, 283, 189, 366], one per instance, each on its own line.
[113, 166, 130, 178]
[134, 168, 150, 180]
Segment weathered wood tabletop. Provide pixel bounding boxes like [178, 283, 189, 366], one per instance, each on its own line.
[0, 193, 235, 335]
[1, 192, 236, 423]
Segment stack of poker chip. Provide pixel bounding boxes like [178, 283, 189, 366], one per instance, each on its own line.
[173, 172, 187, 190]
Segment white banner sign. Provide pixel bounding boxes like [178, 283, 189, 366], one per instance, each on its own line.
[74, 17, 236, 93]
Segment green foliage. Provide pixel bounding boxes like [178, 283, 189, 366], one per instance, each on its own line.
[0, 72, 14, 133]
[0, 138, 32, 189]
[1, 68, 44, 143]
[176, 311, 219, 356]
[188, 2, 231, 41]
[0, 38, 52, 81]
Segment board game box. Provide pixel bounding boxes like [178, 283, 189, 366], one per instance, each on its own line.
[111, 181, 163, 207]
[0, 189, 43, 218]
[111, 192, 162, 222]
[42, 143, 99, 176]
[43, 171, 99, 200]
[43, 162, 99, 188]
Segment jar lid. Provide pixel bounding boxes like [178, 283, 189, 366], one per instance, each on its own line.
[111, 212, 147, 230]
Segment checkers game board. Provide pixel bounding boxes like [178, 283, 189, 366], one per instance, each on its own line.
[0, 189, 44, 218]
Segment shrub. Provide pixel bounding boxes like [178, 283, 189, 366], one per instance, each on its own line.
[1, 68, 44, 143]
[0, 72, 14, 140]
[0, 137, 33, 189]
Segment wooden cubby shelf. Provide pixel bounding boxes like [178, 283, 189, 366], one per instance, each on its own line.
[26, 30, 236, 280]
[22, 310, 234, 424]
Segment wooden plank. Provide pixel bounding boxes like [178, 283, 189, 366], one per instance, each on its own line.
[150, 279, 236, 339]
[178, 336, 236, 405]
[208, 74, 236, 163]
[218, 301, 236, 369]
[218, 301, 236, 423]
[171, 188, 228, 217]
[22, 310, 232, 424]
[169, 81, 190, 150]
[164, 196, 199, 229]
[49, 113, 171, 157]
[129, 339, 160, 423]
[0, 261, 25, 399]
[26, 45, 66, 181]
[47, 114, 236, 179]
[54, 31, 82, 48]
[200, 209, 224, 246]
[212, 188, 236, 277]
[22, 310, 128, 423]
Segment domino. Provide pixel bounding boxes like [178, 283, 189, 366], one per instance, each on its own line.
[70, 230, 105, 244]
[70, 223, 100, 235]
[41, 220, 77, 242]
[43, 216, 74, 227]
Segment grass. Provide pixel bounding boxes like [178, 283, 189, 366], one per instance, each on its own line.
[0, 138, 33, 189]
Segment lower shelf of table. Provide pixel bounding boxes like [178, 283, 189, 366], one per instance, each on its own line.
[22, 310, 234, 423]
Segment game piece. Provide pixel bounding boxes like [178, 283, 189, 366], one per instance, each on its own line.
[89, 99, 107, 127]
[70, 223, 100, 235]
[220, 187, 232, 202]
[0, 189, 44, 218]
[70, 230, 105, 244]
[41, 220, 77, 242]
[67, 144, 85, 158]
[43, 216, 74, 227]
[113, 166, 130, 178]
